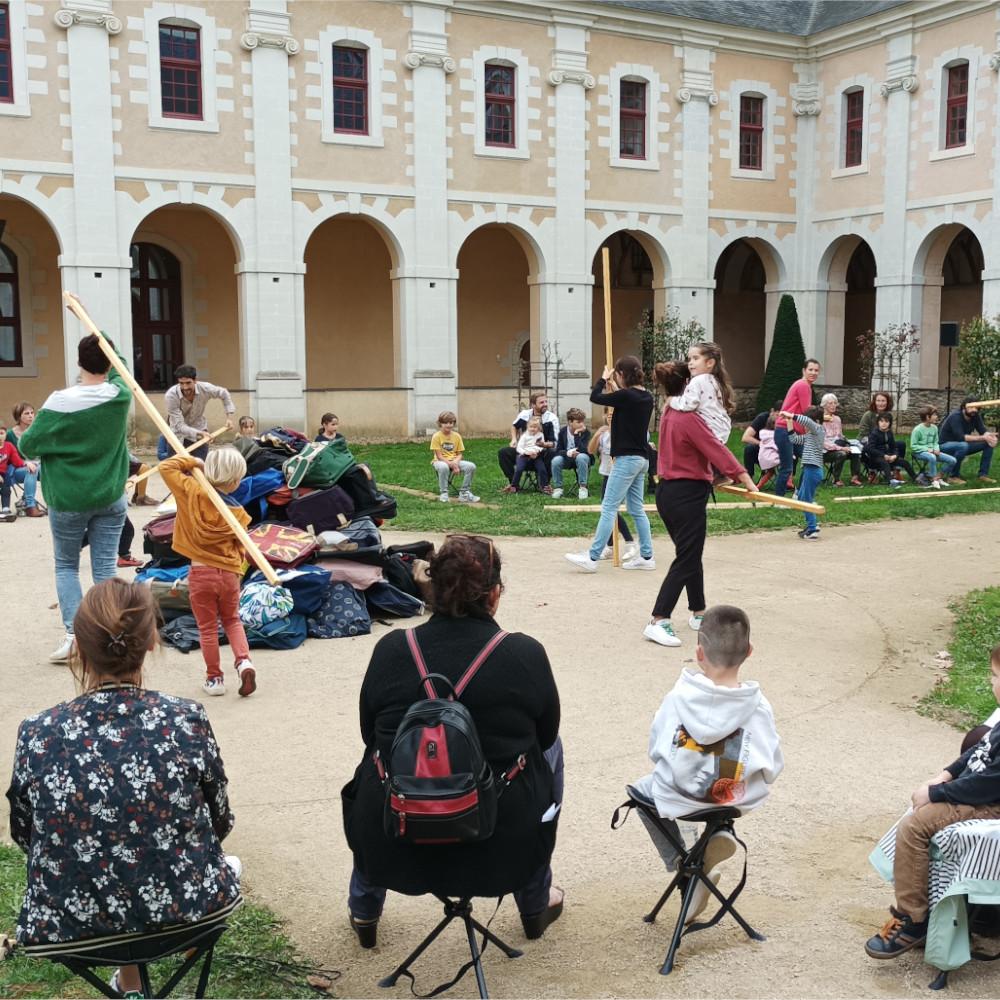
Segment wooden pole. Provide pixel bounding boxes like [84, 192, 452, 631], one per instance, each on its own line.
[63, 292, 280, 586]
[601, 246, 621, 566]
[716, 484, 825, 514]
[545, 491, 824, 514]
[833, 486, 1000, 503]
[127, 425, 229, 488]
[965, 399, 1000, 409]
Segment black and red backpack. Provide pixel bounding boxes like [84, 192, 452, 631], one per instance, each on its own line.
[375, 628, 525, 845]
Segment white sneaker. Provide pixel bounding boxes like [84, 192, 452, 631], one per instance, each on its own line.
[685, 831, 738, 923]
[932, 480, 942, 489]
[688, 614, 704, 632]
[439, 492, 450, 503]
[49, 633, 74, 663]
[621, 542, 639, 562]
[565, 551, 598, 573]
[643, 619, 681, 647]
[203, 677, 226, 696]
[889, 478, 903, 487]
[235, 660, 256, 697]
[938, 479, 951, 488]
[599, 546, 613, 560]
[579, 487, 588, 499]
[622, 555, 656, 571]
[458, 491, 480, 503]
[551, 488, 564, 499]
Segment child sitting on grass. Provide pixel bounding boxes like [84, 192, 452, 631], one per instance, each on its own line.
[160, 447, 257, 699]
[784, 404, 825, 540]
[910, 406, 958, 489]
[865, 644, 1000, 959]
[628, 605, 783, 923]
[429, 410, 479, 504]
[505, 416, 550, 494]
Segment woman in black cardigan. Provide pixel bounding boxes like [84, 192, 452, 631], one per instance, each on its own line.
[342, 535, 564, 947]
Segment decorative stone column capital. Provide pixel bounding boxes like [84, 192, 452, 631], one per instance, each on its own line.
[879, 74, 919, 97]
[53, 7, 122, 34]
[240, 31, 300, 55]
[793, 99, 821, 116]
[676, 87, 718, 106]
[403, 51, 456, 73]
[791, 81, 821, 116]
[547, 68, 594, 89]
[990, 51, 1000, 72]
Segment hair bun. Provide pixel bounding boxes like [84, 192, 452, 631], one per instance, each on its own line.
[106, 631, 129, 658]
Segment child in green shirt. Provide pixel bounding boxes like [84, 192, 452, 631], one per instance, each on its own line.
[909, 406, 957, 489]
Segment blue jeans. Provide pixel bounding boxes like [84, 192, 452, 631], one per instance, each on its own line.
[2, 465, 38, 509]
[349, 738, 565, 920]
[797, 464, 823, 533]
[157, 435, 209, 462]
[773, 427, 803, 496]
[588, 455, 652, 561]
[913, 450, 957, 478]
[551, 453, 590, 490]
[48, 494, 128, 633]
[940, 440, 994, 478]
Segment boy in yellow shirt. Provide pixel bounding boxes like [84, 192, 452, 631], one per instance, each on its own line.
[429, 411, 479, 503]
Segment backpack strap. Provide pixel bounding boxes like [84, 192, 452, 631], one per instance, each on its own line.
[406, 628, 508, 701]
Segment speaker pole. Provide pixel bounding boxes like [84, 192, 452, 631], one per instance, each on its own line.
[947, 346, 953, 414]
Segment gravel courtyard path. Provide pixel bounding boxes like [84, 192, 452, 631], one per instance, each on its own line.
[2, 506, 999, 998]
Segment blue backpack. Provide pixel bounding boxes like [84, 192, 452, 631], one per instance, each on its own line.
[246, 614, 308, 650]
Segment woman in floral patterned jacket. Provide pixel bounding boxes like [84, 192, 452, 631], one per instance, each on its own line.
[5, 578, 242, 970]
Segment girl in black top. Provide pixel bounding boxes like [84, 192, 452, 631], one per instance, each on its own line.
[565, 356, 655, 571]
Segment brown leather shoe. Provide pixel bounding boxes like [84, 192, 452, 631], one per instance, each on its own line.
[131, 495, 161, 506]
[25, 506, 45, 518]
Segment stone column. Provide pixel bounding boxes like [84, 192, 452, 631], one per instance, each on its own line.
[54, 2, 130, 380]
[402, 2, 456, 435]
[983, 39, 1000, 317]
[239, 1, 304, 428]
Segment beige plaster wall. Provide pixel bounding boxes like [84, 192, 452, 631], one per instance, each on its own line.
[0, 197, 65, 408]
[590, 286, 648, 380]
[113, 2, 251, 174]
[456, 388, 522, 435]
[305, 389, 410, 438]
[713, 290, 766, 385]
[291, 1, 410, 186]
[446, 11, 550, 196]
[844, 289, 876, 384]
[711, 52, 796, 216]
[304, 217, 395, 388]
[132, 205, 242, 389]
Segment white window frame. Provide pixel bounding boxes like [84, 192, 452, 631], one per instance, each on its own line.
[930, 49, 979, 161]
[609, 64, 659, 171]
[144, 3, 219, 134]
[473, 46, 529, 160]
[0, 233, 38, 378]
[727, 80, 778, 181]
[0, 0, 30, 118]
[319, 25, 384, 148]
[831, 79, 872, 179]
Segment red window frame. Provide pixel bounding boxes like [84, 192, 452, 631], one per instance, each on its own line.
[739, 95, 764, 171]
[332, 44, 368, 135]
[844, 89, 864, 167]
[484, 62, 515, 148]
[0, 2, 13, 105]
[619, 79, 647, 159]
[945, 63, 968, 149]
[159, 23, 202, 120]
[130, 242, 184, 391]
[0, 243, 23, 368]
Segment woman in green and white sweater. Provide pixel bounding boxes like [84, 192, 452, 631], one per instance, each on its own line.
[20, 335, 131, 662]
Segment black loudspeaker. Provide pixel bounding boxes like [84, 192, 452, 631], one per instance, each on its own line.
[940, 322, 959, 348]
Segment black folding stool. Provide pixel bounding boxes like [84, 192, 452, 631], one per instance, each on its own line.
[612, 791, 765, 975]
[23, 919, 228, 998]
[378, 895, 522, 999]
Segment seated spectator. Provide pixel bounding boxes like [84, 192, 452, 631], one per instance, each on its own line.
[498, 393, 558, 484]
[237, 415, 257, 439]
[755, 414, 780, 489]
[857, 392, 900, 450]
[820, 393, 863, 486]
[864, 643, 1000, 959]
[741, 400, 781, 477]
[5, 401, 35, 456]
[863, 414, 920, 488]
[505, 417, 551, 494]
[81, 513, 143, 568]
[430, 410, 479, 504]
[551, 407, 593, 499]
[939, 396, 997, 483]
[629, 605, 783, 921]
[0, 421, 42, 518]
[341, 534, 564, 947]
[315, 412, 345, 443]
[5, 578, 242, 994]
[910, 406, 958, 489]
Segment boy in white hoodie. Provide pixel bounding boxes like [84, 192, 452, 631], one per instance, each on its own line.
[629, 605, 783, 917]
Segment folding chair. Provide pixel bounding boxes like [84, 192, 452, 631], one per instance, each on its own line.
[377, 895, 522, 999]
[612, 792, 764, 975]
[21, 918, 228, 999]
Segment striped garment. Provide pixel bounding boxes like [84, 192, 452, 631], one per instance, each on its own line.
[788, 414, 825, 466]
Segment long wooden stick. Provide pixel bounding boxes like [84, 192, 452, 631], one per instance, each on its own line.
[716, 484, 825, 514]
[63, 293, 279, 586]
[128, 425, 229, 488]
[965, 399, 1000, 409]
[601, 245, 621, 567]
[546, 503, 763, 512]
[834, 486, 1000, 503]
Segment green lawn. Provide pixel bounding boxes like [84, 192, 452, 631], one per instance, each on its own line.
[354, 430, 1000, 538]
[0, 844, 332, 998]
[921, 587, 1000, 731]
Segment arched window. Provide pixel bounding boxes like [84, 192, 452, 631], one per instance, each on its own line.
[130, 243, 183, 391]
[159, 20, 202, 120]
[844, 87, 864, 167]
[484, 61, 516, 147]
[739, 94, 764, 170]
[620, 78, 647, 159]
[945, 61, 968, 149]
[0, 2, 13, 104]
[332, 43, 368, 135]
[0, 242, 21, 367]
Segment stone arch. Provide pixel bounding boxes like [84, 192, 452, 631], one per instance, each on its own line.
[297, 204, 405, 273]
[819, 234, 877, 385]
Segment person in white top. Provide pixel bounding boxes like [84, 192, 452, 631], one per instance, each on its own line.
[497, 392, 559, 484]
[504, 417, 551, 493]
[668, 342, 734, 445]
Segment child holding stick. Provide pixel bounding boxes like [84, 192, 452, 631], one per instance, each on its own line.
[784, 405, 825, 540]
[160, 448, 257, 698]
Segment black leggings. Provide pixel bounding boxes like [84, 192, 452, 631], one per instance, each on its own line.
[651, 479, 710, 619]
[823, 450, 861, 480]
[82, 515, 134, 559]
[864, 453, 918, 483]
[600, 473, 633, 542]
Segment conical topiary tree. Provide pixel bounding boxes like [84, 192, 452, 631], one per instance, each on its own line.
[755, 294, 807, 413]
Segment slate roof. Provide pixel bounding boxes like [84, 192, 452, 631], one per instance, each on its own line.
[605, 1, 910, 35]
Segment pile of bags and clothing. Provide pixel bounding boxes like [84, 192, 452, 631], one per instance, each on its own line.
[137, 427, 433, 652]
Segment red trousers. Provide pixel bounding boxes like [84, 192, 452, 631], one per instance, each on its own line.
[188, 565, 251, 679]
